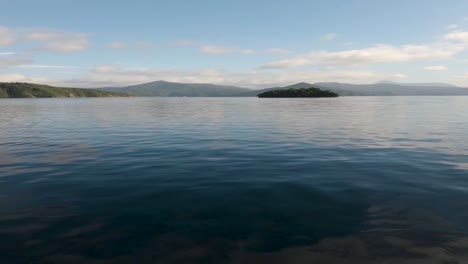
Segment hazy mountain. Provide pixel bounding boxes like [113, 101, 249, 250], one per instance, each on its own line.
[236, 82, 468, 97]
[98, 81, 252, 97]
[313, 82, 468, 96]
[0, 82, 128, 98]
[378, 81, 457, 88]
[98, 80, 468, 97]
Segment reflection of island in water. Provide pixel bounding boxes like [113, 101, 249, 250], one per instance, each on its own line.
[257, 87, 339, 98]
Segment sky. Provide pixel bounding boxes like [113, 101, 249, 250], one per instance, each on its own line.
[1, 0, 468, 88]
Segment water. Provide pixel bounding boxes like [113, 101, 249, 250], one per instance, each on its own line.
[1, 97, 468, 263]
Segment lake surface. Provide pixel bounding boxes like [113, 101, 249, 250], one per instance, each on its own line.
[1, 97, 468, 263]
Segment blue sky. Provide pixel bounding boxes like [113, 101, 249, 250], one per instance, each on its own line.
[1, 0, 468, 88]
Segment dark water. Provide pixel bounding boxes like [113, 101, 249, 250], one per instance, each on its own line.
[1, 97, 468, 263]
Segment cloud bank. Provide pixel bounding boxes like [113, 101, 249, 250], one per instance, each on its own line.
[261, 31, 468, 69]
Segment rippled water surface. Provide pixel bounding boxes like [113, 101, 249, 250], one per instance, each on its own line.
[1, 97, 468, 263]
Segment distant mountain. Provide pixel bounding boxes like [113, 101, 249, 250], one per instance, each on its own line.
[378, 81, 457, 88]
[98, 80, 468, 97]
[0, 82, 128, 98]
[236, 81, 468, 97]
[98, 80, 252, 97]
[313, 82, 468, 96]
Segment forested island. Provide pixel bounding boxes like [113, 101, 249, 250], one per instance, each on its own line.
[0, 83, 128, 98]
[257, 87, 339, 98]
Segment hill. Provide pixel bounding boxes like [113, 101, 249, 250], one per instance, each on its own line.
[0, 82, 128, 98]
[98, 80, 253, 97]
[258, 87, 339, 98]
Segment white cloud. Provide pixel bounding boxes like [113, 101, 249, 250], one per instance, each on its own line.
[239, 49, 256, 54]
[93, 65, 120, 74]
[261, 57, 310, 69]
[0, 73, 49, 83]
[0, 27, 90, 68]
[108, 41, 156, 49]
[321, 33, 337, 41]
[108, 42, 128, 49]
[448, 24, 459, 29]
[264, 48, 290, 54]
[22, 64, 407, 88]
[200, 45, 256, 55]
[109, 40, 198, 50]
[450, 72, 468, 87]
[0, 26, 15, 46]
[16, 64, 76, 69]
[1, 26, 89, 52]
[172, 40, 198, 47]
[423, 65, 448, 71]
[134, 42, 155, 49]
[444, 31, 468, 42]
[261, 31, 468, 69]
[0, 51, 16, 56]
[78, 65, 227, 86]
[221, 70, 407, 88]
[0, 52, 34, 68]
[24, 29, 89, 52]
[200, 45, 235, 54]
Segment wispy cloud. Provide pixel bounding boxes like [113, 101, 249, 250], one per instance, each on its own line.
[321, 33, 337, 41]
[0, 51, 16, 56]
[0, 26, 90, 69]
[448, 24, 459, 30]
[239, 49, 256, 54]
[261, 30, 468, 69]
[444, 31, 468, 42]
[450, 72, 468, 87]
[1, 26, 90, 52]
[0, 52, 34, 69]
[200, 45, 256, 55]
[93, 65, 120, 74]
[172, 40, 199, 47]
[13, 64, 407, 88]
[0, 26, 15, 46]
[264, 48, 290, 54]
[108, 42, 128, 49]
[200, 45, 235, 54]
[108, 41, 156, 49]
[16, 64, 76, 69]
[24, 29, 89, 52]
[424, 65, 448, 71]
[0, 73, 49, 83]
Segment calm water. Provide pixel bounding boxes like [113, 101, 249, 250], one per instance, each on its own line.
[1, 97, 468, 263]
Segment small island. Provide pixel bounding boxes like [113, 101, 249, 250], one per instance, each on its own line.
[0, 82, 129, 98]
[257, 87, 339, 98]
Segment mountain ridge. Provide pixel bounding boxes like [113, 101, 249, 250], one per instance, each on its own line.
[99, 80, 468, 97]
[98, 80, 252, 97]
[6, 81, 467, 98]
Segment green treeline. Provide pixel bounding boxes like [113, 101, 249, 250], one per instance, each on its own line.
[257, 87, 339, 98]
